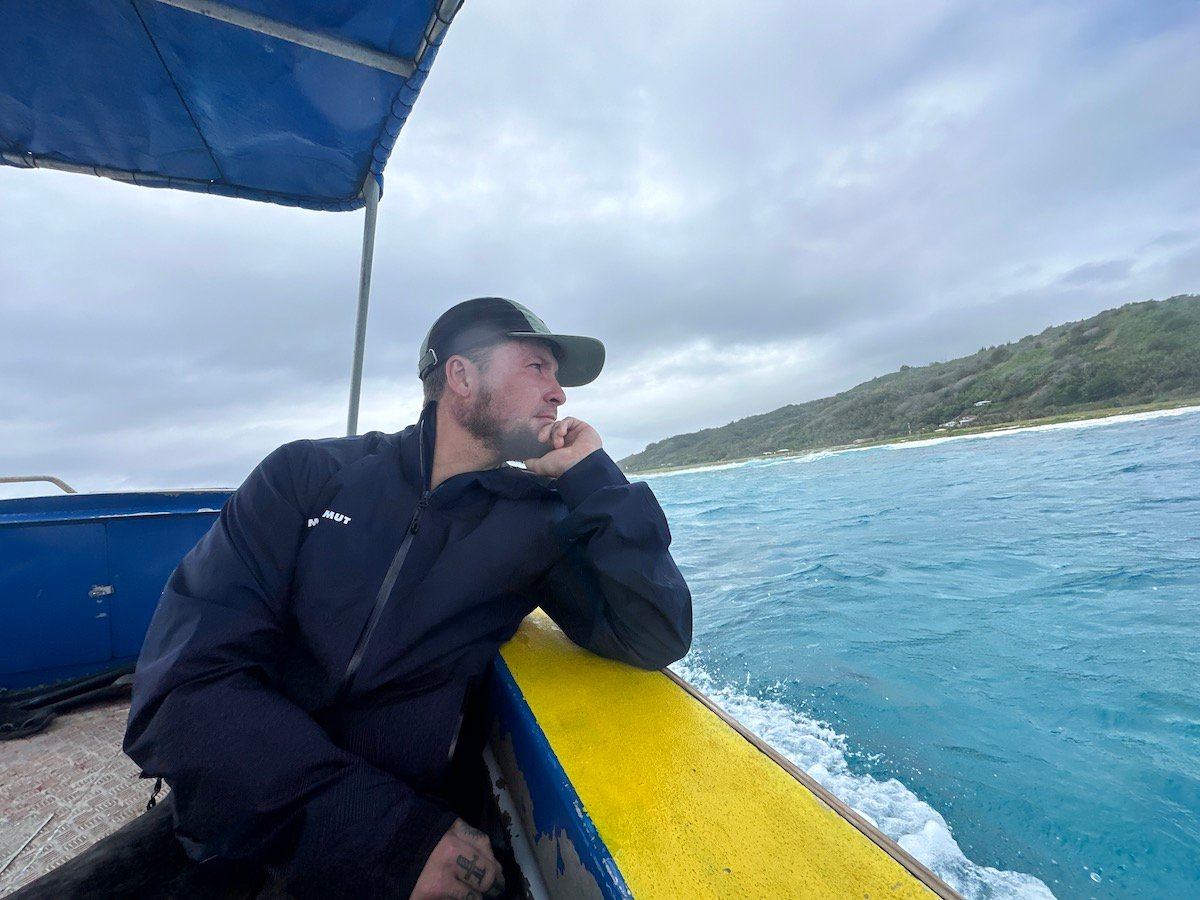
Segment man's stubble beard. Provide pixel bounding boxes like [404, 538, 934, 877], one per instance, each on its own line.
[460, 383, 550, 463]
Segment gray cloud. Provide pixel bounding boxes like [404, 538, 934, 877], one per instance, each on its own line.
[1059, 259, 1134, 286]
[2, 0, 1198, 492]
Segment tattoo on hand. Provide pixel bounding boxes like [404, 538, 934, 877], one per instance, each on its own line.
[457, 853, 486, 885]
[455, 821, 487, 841]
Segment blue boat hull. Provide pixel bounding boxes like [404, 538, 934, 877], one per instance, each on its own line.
[0, 490, 230, 689]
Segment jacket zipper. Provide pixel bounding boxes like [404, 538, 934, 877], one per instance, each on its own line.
[336, 490, 430, 703]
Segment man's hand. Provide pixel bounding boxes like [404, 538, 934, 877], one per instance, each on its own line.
[524, 416, 602, 478]
[410, 818, 505, 900]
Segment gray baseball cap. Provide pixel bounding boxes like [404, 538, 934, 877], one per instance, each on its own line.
[418, 297, 606, 387]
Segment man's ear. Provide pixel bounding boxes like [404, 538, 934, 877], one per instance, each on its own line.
[445, 356, 474, 398]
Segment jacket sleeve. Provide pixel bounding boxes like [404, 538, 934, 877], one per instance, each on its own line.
[123, 443, 455, 899]
[534, 449, 693, 669]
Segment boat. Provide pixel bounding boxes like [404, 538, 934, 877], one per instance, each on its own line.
[0, 4, 960, 897]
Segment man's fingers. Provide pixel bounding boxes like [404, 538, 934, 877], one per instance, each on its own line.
[448, 821, 502, 894]
[538, 417, 580, 450]
[542, 419, 566, 449]
[525, 417, 602, 479]
[555, 417, 579, 443]
[451, 818, 492, 852]
[412, 821, 506, 900]
[455, 884, 504, 900]
[453, 849, 503, 896]
[450, 821, 504, 891]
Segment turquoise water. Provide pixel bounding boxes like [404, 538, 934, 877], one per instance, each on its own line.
[647, 409, 1200, 899]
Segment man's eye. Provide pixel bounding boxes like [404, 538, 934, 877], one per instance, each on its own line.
[530, 363, 543, 371]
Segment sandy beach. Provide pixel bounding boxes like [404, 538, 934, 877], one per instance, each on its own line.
[633, 402, 1200, 479]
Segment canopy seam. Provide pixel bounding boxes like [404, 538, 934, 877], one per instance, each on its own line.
[128, 0, 227, 184]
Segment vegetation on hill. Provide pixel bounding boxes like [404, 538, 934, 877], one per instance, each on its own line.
[619, 294, 1200, 472]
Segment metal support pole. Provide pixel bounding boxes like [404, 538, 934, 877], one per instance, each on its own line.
[148, 0, 417, 77]
[346, 177, 380, 436]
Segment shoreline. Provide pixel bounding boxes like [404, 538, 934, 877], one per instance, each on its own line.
[626, 398, 1200, 478]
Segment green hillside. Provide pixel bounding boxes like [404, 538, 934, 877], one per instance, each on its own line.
[619, 294, 1200, 472]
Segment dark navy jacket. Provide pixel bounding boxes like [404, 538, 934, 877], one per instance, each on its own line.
[123, 406, 691, 897]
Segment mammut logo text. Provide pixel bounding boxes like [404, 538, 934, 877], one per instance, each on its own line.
[308, 510, 351, 528]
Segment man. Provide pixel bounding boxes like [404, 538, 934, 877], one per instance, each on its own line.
[124, 297, 692, 899]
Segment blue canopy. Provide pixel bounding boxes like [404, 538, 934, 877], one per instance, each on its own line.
[0, 0, 462, 211]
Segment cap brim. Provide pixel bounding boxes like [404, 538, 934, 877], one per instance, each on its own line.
[507, 332, 605, 387]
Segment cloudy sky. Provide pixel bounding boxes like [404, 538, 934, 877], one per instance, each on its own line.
[2, 0, 1198, 496]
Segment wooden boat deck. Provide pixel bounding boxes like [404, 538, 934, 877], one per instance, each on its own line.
[0, 698, 157, 896]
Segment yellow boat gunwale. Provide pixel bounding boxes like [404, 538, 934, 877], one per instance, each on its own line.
[496, 613, 965, 899]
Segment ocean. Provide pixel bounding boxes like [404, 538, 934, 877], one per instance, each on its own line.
[645, 408, 1200, 899]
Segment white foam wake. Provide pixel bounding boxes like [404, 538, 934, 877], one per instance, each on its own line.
[635, 448, 844, 480]
[671, 663, 1056, 900]
[636, 459, 757, 478]
[878, 404, 1200, 453]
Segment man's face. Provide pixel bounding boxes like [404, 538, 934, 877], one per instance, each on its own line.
[460, 339, 565, 462]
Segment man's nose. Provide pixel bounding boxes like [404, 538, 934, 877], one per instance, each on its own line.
[546, 376, 565, 406]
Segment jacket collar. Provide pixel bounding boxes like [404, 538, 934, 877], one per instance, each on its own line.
[400, 401, 555, 502]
